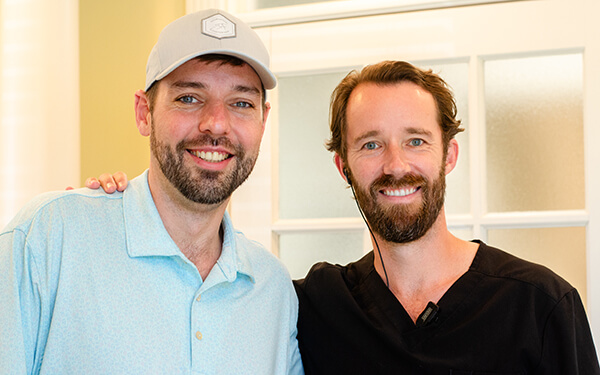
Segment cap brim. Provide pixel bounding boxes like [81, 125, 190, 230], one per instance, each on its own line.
[147, 50, 277, 91]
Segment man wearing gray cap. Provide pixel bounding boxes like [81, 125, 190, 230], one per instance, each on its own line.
[0, 9, 303, 375]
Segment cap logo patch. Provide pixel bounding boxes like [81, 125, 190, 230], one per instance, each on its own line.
[202, 14, 236, 39]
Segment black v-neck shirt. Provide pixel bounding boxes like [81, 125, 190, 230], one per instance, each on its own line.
[294, 241, 599, 374]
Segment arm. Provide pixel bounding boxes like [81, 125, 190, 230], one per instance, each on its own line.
[535, 289, 600, 374]
[85, 171, 129, 193]
[0, 230, 41, 374]
[287, 285, 304, 375]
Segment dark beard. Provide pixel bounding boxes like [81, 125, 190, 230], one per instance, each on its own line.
[150, 131, 257, 205]
[352, 166, 446, 244]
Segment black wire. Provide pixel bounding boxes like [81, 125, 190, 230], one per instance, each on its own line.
[349, 183, 390, 288]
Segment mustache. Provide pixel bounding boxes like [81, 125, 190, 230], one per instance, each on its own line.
[176, 134, 237, 153]
[370, 173, 427, 191]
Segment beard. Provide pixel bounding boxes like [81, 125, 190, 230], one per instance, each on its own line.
[150, 125, 258, 205]
[351, 165, 446, 244]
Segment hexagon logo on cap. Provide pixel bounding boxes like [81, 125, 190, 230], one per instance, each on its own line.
[202, 14, 236, 39]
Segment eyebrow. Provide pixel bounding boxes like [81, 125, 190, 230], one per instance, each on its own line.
[353, 127, 434, 143]
[169, 81, 261, 97]
[354, 130, 380, 144]
[170, 81, 206, 90]
[233, 84, 262, 98]
[405, 127, 434, 138]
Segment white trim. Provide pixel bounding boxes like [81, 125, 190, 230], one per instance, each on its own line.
[480, 210, 589, 228]
[273, 210, 589, 234]
[468, 56, 487, 240]
[272, 217, 366, 234]
[187, 0, 523, 27]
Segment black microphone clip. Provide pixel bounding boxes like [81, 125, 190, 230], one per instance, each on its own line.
[416, 301, 439, 327]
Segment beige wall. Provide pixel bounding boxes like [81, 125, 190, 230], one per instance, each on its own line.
[79, 0, 185, 184]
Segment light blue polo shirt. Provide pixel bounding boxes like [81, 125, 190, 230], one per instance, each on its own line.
[0, 171, 303, 375]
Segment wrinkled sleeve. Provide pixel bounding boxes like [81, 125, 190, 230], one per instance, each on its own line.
[535, 289, 600, 374]
[0, 229, 41, 375]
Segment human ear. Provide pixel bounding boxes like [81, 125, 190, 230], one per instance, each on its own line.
[334, 153, 350, 185]
[134, 89, 152, 137]
[262, 102, 271, 130]
[444, 139, 459, 175]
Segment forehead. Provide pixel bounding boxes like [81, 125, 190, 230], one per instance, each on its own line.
[346, 81, 440, 137]
[158, 58, 263, 96]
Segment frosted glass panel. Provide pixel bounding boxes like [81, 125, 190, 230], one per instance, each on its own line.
[487, 226, 586, 304]
[279, 231, 365, 279]
[485, 54, 584, 212]
[422, 62, 470, 215]
[279, 72, 359, 219]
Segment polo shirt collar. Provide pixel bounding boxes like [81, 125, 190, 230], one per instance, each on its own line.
[123, 170, 255, 282]
[216, 211, 256, 283]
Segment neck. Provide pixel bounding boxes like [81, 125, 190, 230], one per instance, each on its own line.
[372, 210, 478, 323]
[147, 166, 228, 280]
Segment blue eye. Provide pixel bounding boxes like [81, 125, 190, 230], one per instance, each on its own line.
[364, 141, 378, 150]
[410, 139, 424, 147]
[177, 95, 197, 104]
[233, 101, 253, 108]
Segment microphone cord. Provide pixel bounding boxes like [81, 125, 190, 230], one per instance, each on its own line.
[349, 183, 390, 288]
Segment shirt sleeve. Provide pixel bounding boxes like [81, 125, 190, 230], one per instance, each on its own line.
[535, 288, 600, 374]
[287, 279, 304, 375]
[0, 229, 42, 375]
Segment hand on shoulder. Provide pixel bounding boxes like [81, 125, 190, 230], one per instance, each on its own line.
[84, 171, 129, 193]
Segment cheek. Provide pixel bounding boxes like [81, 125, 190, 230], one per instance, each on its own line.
[348, 159, 379, 186]
[237, 125, 264, 151]
[158, 112, 199, 139]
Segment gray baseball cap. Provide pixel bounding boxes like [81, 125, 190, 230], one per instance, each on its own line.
[145, 9, 276, 91]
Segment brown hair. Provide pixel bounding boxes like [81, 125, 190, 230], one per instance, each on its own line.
[326, 60, 463, 162]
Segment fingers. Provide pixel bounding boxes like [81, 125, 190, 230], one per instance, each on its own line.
[112, 171, 128, 192]
[84, 172, 128, 193]
[85, 177, 101, 190]
[97, 173, 118, 193]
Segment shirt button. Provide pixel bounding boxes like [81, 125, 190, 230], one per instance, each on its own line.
[196, 294, 201, 302]
[196, 331, 203, 340]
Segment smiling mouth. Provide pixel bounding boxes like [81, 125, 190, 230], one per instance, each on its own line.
[189, 150, 231, 163]
[381, 187, 419, 197]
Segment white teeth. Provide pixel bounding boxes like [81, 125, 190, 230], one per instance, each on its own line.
[383, 187, 417, 197]
[190, 150, 229, 162]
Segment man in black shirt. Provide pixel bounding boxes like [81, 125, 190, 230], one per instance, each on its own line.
[294, 60, 600, 374]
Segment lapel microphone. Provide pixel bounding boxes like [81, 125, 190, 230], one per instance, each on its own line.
[416, 301, 440, 327]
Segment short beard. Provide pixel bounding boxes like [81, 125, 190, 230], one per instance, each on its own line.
[150, 130, 257, 205]
[352, 166, 446, 244]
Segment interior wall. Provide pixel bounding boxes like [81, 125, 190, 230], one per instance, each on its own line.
[79, 0, 185, 184]
[0, 0, 79, 228]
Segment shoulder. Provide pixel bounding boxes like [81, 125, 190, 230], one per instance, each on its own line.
[472, 241, 575, 302]
[294, 252, 374, 294]
[2, 188, 122, 235]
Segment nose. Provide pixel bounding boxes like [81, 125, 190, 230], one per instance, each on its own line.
[382, 144, 411, 177]
[198, 102, 231, 135]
